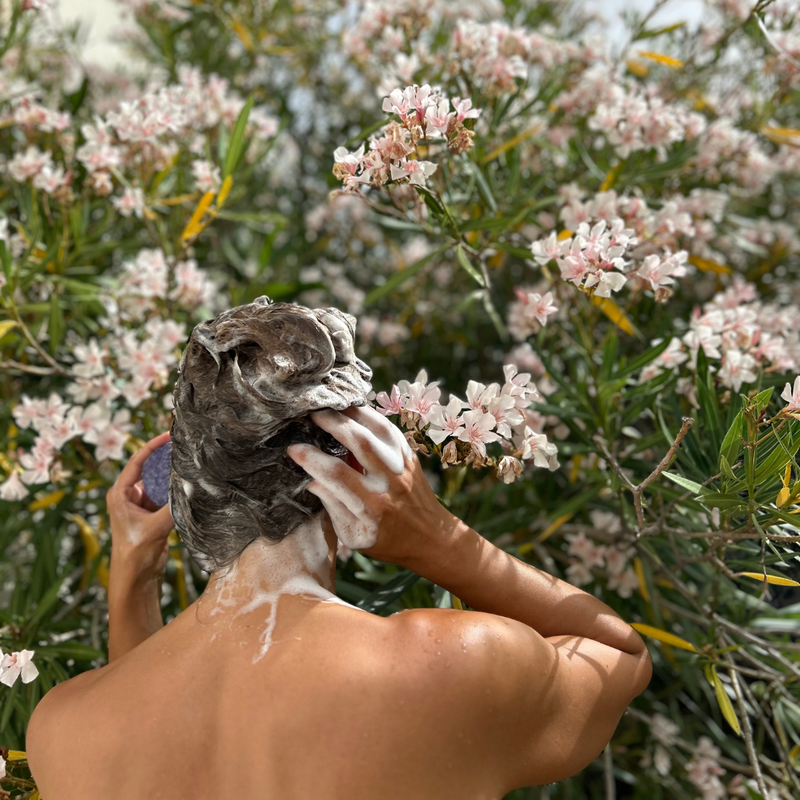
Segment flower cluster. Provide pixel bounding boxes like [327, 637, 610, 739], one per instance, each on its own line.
[507, 287, 559, 341]
[685, 736, 727, 800]
[563, 512, 640, 598]
[640, 278, 800, 394]
[332, 84, 480, 191]
[588, 83, 707, 162]
[531, 219, 638, 298]
[374, 366, 558, 481]
[0, 648, 38, 687]
[1, 64, 277, 207]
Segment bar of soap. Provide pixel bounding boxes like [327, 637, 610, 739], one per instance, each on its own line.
[142, 442, 171, 508]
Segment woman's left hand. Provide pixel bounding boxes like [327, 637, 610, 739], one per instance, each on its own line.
[107, 431, 174, 586]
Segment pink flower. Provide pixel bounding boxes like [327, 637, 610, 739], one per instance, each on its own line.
[0, 649, 39, 686]
[405, 379, 442, 424]
[112, 186, 146, 219]
[0, 470, 28, 501]
[375, 385, 405, 416]
[451, 97, 481, 123]
[426, 397, 464, 444]
[389, 159, 437, 187]
[456, 408, 501, 458]
[781, 376, 800, 411]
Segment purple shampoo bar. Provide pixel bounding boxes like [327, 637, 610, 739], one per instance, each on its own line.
[142, 441, 171, 508]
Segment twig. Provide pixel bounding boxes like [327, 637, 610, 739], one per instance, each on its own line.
[596, 418, 694, 530]
[0, 359, 62, 376]
[603, 743, 616, 800]
[725, 659, 769, 797]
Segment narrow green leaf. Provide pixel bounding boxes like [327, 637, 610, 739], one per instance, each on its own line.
[455, 244, 485, 286]
[720, 410, 744, 467]
[662, 471, 704, 493]
[468, 160, 498, 214]
[356, 570, 421, 614]
[223, 96, 256, 179]
[364, 244, 448, 305]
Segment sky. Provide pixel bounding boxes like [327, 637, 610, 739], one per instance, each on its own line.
[56, 0, 707, 67]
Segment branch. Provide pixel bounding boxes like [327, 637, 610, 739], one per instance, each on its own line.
[596, 418, 694, 530]
[725, 659, 770, 797]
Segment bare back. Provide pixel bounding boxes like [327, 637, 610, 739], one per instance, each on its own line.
[28, 596, 525, 799]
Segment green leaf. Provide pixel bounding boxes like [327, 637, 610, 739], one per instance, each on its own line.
[356, 570, 421, 614]
[467, 160, 498, 215]
[662, 471, 704, 493]
[719, 454, 737, 480]
[720, 410, 744, 468]
[482, 290, 509, 342]
[618, 337, 671, 378]
[455, 244, 485, 286]
[697, 490, 748, 512]
[48, 293, 63, 357]
[364, 243, 449, 305]
[633, 20, 686, 40]
[223, 96, 255, 179]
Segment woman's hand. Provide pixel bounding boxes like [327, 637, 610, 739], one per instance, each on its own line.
[107, 431, 174, 586]
[286, 405, 456, 568]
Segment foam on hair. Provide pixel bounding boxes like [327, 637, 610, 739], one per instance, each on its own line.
[168, 296, 373, 573]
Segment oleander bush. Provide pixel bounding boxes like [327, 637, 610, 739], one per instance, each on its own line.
[1, 0, 800, 797]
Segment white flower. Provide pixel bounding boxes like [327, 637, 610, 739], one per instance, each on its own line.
[427, 397, 464, 444]
[112, 186, 146, 219]
[0, 470, 29, 501]
[781, 376, 800, 411]
[456, 408, 501, 458]
[0, 649, 39, 687]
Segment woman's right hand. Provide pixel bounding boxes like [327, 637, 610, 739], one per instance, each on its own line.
[286, 405, 456, 567]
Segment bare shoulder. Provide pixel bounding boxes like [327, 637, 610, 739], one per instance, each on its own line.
[26, 669, 101, 790]
[379, 608, 651, 792]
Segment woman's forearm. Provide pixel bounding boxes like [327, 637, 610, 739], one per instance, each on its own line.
[107, 560, 164, 663]
[402, 512, 647, 656]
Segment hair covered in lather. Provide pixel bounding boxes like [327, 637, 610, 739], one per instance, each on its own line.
[168, 296, 373, 573]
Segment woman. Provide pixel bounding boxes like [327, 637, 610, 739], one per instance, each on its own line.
[25, 297, 651, 799]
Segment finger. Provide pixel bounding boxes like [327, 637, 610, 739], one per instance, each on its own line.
[310, 409, 406, 476]
[344, 404, 414, 462]
[307, 481, 377, 551]
[115, 431, 171, 493]
[287, 444, 368, 515]
[152, 503, 175, 533]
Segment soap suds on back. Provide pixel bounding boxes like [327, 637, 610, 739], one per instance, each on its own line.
[200, 513, 366, 664]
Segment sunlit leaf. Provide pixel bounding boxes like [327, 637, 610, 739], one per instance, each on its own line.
[737, 572, 800, 587]
[631, 623, 697, 652]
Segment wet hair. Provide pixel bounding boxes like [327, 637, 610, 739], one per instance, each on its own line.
[168, 296, 373, 573]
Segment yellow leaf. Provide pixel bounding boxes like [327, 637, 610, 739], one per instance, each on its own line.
[568, 454, 582, 485]
[708, 665, 741, 735]
[591, 296, 636, 336]
[790, 743, 800, 766]
[637, 51, 684, 68]
[600, 162, 623, 191]
[631, 623, 697, 652]
[625, 58, 650, 78]
[777, 486, 791, 508]
[688, 255, 732, 275]
[783, 462, 791, 487]
[232, 17, 254, 52]
[452, 596, 464, 610]
[216, 174, 234, 208]
[761, 125, 800, 147]
[70, 513, 109, 590]
[156, 193, 200, 207]
[0, 319, 18, 341]
[180, 189, 216, 243]
[8, 749, 27, 761]
[77, 478, 105, 493]
[481, 124, 543, 164]
[737, 572, 800, 587]
[537, 512, 574, 543]
[27, 489, 65, 511]
[633, 557, 650, 603]
[557, 229, 572, 241]
[142, 207, 158, 221]
[168, 529, 187, 610]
